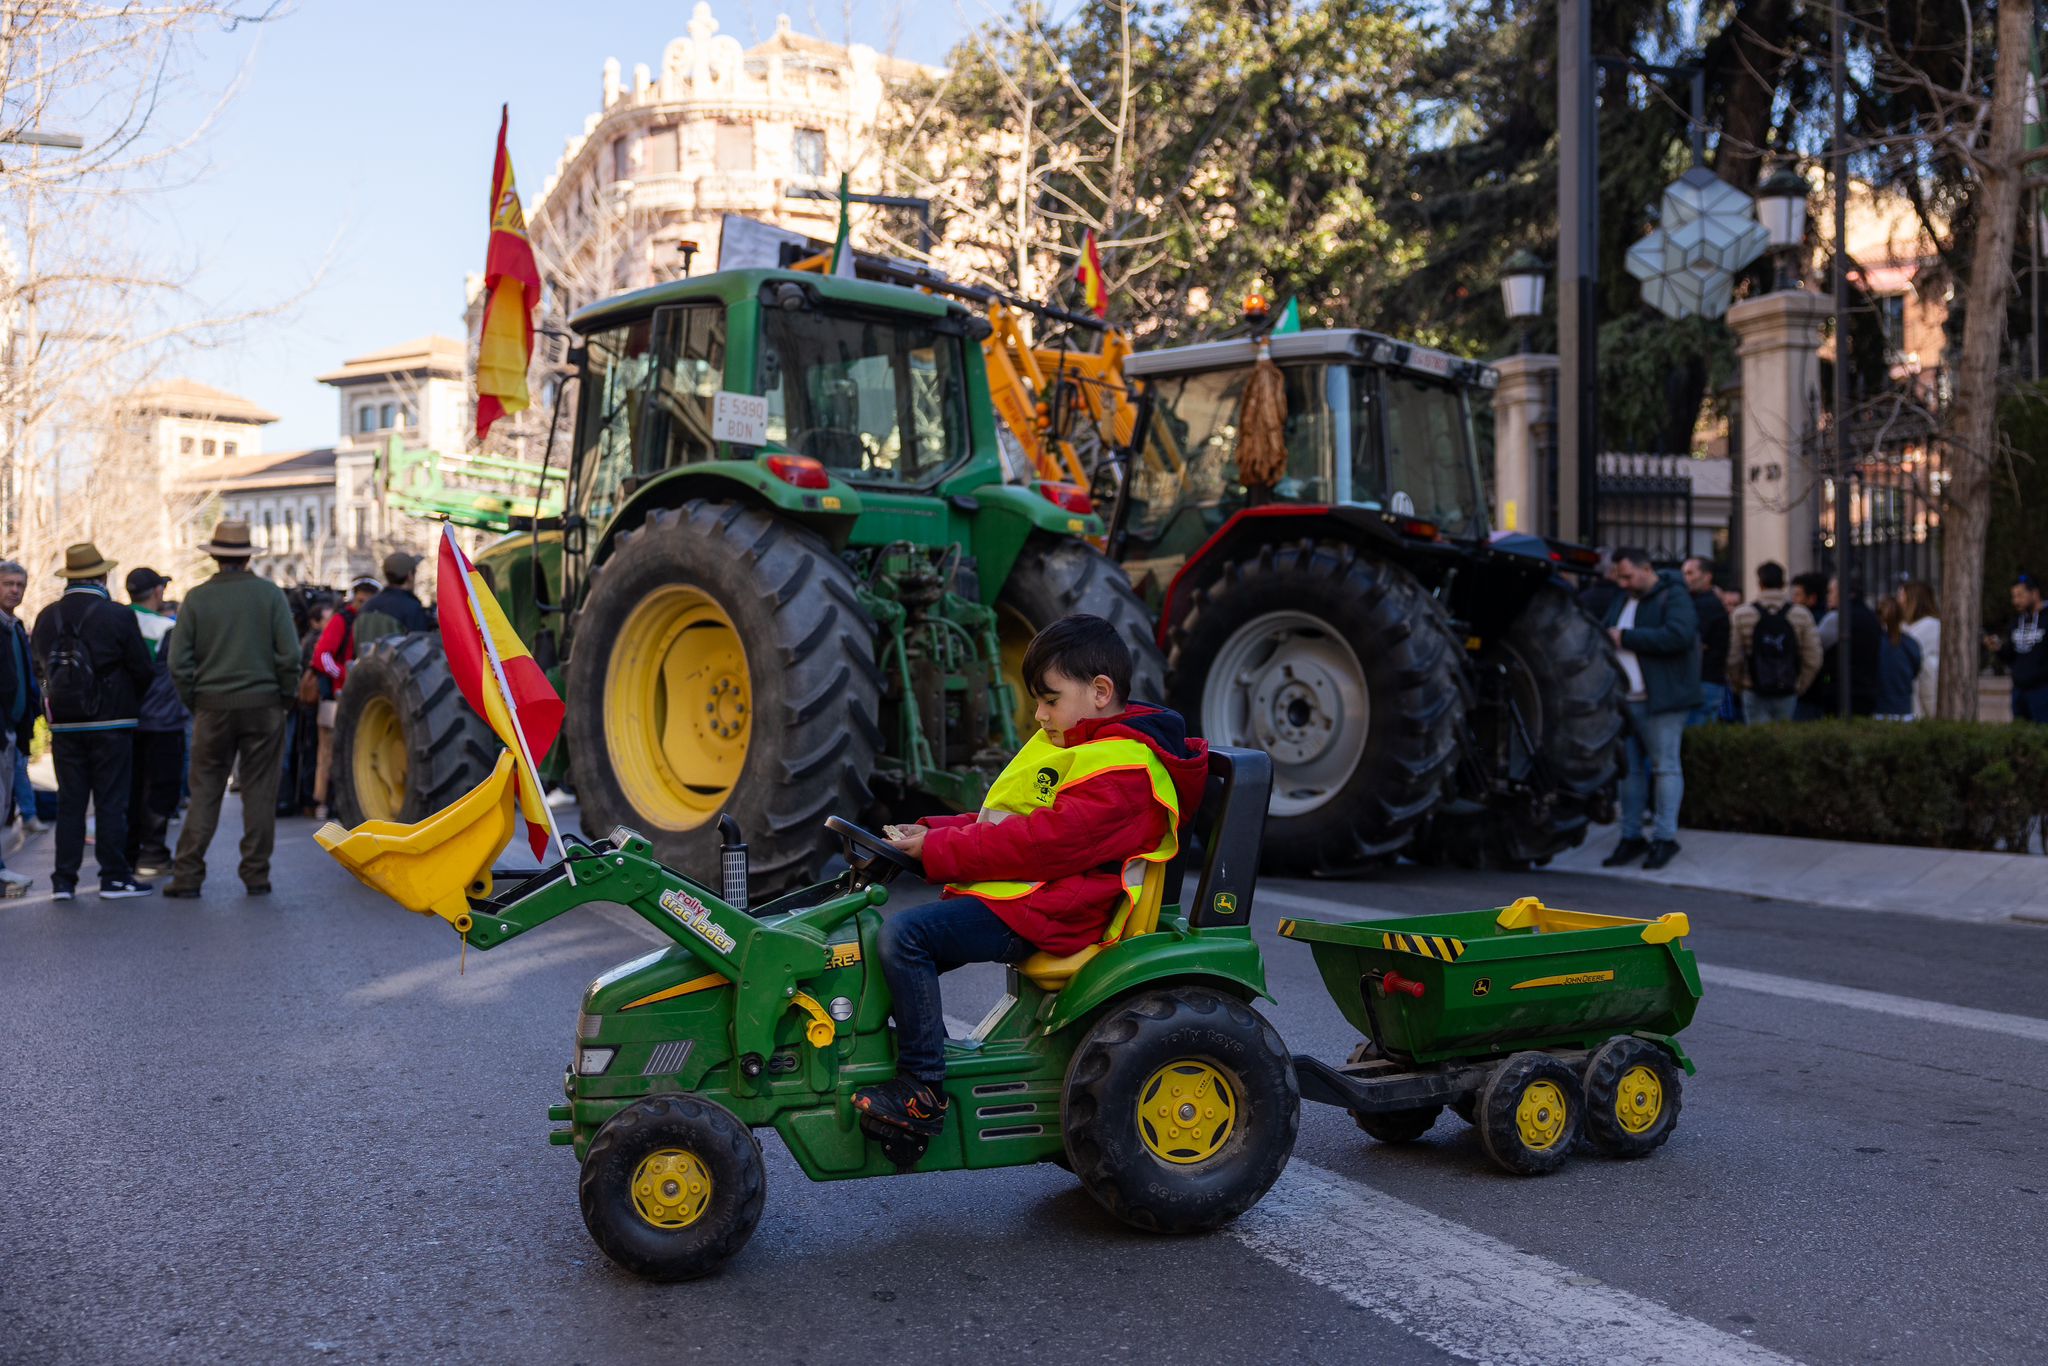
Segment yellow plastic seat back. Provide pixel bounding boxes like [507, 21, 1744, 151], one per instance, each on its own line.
[1017, 858, 1170, 992]
[316, 750, 518, 930]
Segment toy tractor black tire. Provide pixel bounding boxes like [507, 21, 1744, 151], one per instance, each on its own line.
[1476, 1051, 1582, 1176]
[1580, 1036, 1683, 1158]
[329, 633, 497, 827]
[579, 1094, 766, 1282]
[1062, 985, 1298, 1233]
[1353, 1105, 1443, 1144]
[565, 499, 883, 894]
[998, 537, 1166, 713]
[1164, 540, 1464, 873]
[1410, 585, 1624, 869]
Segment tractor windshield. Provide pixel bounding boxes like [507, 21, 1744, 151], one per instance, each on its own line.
[758, 307, 970, 486]
[1353, 369, 1486, 537]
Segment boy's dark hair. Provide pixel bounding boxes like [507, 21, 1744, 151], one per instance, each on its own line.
[1021, 613, 1132, 703]
[1756, 561, 1785, 589]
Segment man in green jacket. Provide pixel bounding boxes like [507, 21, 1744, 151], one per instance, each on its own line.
[1600, 548, 1702, 872]
[163, 520, 300, 897]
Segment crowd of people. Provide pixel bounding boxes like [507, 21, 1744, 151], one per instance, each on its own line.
[0, 519, 432, 902]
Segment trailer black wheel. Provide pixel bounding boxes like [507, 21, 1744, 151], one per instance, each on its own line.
[565, 500, 883, 894]
[329, 633, 497, 826]
[1165, 540, 1464, 873]
[997, 537, 1166, 737]
[1476, 1052, 1582, 1176]
[1411, 585, 1624, 869]
[1581, 1036, 1683, 1158]
[1353, 1105, 1443, 1144]
[579, 1094, 765, 1282]
[1063, 985, 1298, 1233]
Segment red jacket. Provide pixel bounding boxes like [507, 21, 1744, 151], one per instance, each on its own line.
[313, 606, 357, 692]
[919, 704, 1209, 956]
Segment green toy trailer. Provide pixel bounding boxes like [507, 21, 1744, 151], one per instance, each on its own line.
[1278, 897, 1701, 1175]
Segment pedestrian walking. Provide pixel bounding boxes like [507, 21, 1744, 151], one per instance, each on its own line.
[1897, 579, 1941, 719]
[125, 567, 188, 878]
[1727, 561, 1822, 725]
[0, 560, 45, 835]
[353, 552, 430, 648]
[1874, 597, 1923, 721]
[30, 542, 156, 900]
[308, 576, 378, 819]
[1600, 548, 1700, 872]
[1681, 556, 1729, 726]
[1985, 573, 2048, 722]
[163, 520, 301, 898]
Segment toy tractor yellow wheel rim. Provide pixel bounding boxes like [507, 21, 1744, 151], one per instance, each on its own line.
[605, 585, 751, 831]
[630, 1147, 713, 1229]
[997, 603, 1037, 740]
[351, 695, 408, 822]
[1614, 1064, 1664, 1134]
[1138, 1059, 1237, 1165]
[1515, 1079, 1570, 1151]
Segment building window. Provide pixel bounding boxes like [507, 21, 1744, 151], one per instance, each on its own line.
[223, 441, 238, 457]
[403, 403, 417, 428]
[263, 509, 274, 547]
[358, 407, 374, 434]
[611, 135, 633, 182]
[305, 507, 317, 544]
[179, 436, 194, 455]
[793, 128, 825, 178]
[202, 439, 216, 456]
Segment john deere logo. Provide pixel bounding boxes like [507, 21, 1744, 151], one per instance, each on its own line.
[1472, 978, 1491, 997]
[1032, 767, 1060, 804]
[1213, 893, 1238, 917]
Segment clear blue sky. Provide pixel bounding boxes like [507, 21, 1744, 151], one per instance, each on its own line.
[162, 1, 970, 451]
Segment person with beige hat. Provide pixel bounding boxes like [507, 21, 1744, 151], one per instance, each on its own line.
[161, 519, 301, 897]
[29, 541, 158, 899]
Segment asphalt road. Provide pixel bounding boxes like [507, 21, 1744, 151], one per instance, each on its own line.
[4, 803, 2046, 1365]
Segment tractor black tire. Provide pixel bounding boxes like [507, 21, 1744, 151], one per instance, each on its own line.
[579, 1094, 766, 1282]
[565, 500, 883, 895]
[1580, 1036, 1684, 1159]
[1062, 985, 1297, 1233]
[1164, 539, 1465, 873]
[1410, 585, 1624, 870]
[329, 632, 497, 827]
[1353, 1105, 1443, 1145]
[997, 537, 1166, 704]
[1475, 1051, 1582, 1176]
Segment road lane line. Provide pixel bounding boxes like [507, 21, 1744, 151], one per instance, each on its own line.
[1699, 963, 2048, 1044]
[1235, 1160, 1800, 1366]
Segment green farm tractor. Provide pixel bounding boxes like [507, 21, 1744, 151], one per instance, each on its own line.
[331, 268, 1162, 892]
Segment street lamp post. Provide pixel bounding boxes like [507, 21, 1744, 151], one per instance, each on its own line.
[1500, 250, 1547, 355]
[1756, 166, 1810, 291]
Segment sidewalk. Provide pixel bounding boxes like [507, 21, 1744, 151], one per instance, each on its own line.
[1550, 823, 2048, 925]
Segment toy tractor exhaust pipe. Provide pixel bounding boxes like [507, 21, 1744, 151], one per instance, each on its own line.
[718, 814, 748, 912]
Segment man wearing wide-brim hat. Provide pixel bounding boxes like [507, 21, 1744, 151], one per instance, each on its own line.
[162, 519, 301, 897]
[29, 541, 158, 899]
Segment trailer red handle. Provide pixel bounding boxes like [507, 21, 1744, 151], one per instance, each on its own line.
[1380, 971, 1425, 999]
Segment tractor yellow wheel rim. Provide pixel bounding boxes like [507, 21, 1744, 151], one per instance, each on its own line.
[1515, 1079, 1570, 1151]
[1138, 1060, 1237, 1165]
[605, 585, 751, 831]
[351, 695, 407, 822]
[997, 603, 1038, 742]
[630, 1147, 713, 1229]
[1615, 1064, 1664, 1134]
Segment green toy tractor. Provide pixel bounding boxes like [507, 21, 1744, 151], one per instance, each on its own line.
[330, 268, 1162, 893]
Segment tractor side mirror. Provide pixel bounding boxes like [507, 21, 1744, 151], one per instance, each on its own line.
[561, 513, 588, 557]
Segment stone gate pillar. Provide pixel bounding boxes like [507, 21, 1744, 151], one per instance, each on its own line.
[1726, 289, 1829, 592]
[1490, 354, 1560, 535]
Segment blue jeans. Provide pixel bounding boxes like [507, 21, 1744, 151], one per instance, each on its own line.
[879, 896, 1031, 1083]
[12, 743, 31, 821]
[1621, 702, 1686, 844]
[1686, 682, 1727, 728]
[1743, 690, 1799, 725]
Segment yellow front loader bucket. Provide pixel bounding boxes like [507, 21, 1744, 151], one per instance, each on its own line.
[315, 750, 517, 932]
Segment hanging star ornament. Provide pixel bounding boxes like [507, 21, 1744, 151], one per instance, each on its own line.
[1625, 166, 1771, 320]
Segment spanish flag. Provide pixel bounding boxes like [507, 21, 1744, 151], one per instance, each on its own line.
[476, 105, 542, 442]
[437, 525, 565, 861]
[1076, 228, 1108, 319]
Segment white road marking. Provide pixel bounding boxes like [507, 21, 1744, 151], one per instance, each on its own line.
[1699, 963, 2048, 1045]
[1235, 1160, 1801, 1366]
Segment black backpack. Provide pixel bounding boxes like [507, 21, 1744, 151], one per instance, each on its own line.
[1749, 602, 1801, 697]
[44, 597, 101, 724]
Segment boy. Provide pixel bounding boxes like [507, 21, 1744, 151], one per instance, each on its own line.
[853, 613, 1209, 1138]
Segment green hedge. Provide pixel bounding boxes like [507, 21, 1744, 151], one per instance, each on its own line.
[1678, 721, 2048, 852]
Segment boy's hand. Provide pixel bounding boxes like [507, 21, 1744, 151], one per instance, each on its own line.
[886, 825, 928, 860]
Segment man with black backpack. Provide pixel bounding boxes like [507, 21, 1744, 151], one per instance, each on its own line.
[30, 542, 157, 900]
[1727, 561, 1822, 725]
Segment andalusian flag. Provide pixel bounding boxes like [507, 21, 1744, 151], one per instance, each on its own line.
[437, 525, 566, 861]
[1272, 297, 1302, 334]
[830, 173, 857, 278]
[1076, 229, 1108, 318]
[475, 105, 543, 442]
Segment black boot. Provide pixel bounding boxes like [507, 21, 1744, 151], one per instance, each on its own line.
[853, 1076, 949, 1137]
[1602, 837, 1650, 867]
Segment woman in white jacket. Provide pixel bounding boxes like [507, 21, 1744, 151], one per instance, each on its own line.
[1899, 580, 1941, 718]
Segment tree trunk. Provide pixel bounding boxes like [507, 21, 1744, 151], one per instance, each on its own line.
[1936, 0, 2033, 720]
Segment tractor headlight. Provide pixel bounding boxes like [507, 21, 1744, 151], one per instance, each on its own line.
[576, 1047, 616, 1076]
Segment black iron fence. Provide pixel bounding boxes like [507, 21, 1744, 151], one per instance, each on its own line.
[1810, 397, 1944, 595]
[1593, 453, 1701, 564]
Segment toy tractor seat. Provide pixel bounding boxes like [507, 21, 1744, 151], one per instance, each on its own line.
[1016, 746, 1271, 992]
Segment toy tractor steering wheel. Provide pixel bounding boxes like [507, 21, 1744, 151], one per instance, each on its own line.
[824, 816, 923, 887]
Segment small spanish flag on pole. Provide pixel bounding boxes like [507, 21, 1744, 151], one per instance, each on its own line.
[1076, 228, 1108, 319]
[476, 105, 543, 442]
[437, 524, 567, 863]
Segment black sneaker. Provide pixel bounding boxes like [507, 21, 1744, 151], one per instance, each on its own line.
[51, 884, 75, 902]
[99, 878, 155, 899]
[852, 1076, 949, 1137]
[1642, 840, 1682, 871]
[1602, 837, 1650, 867]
